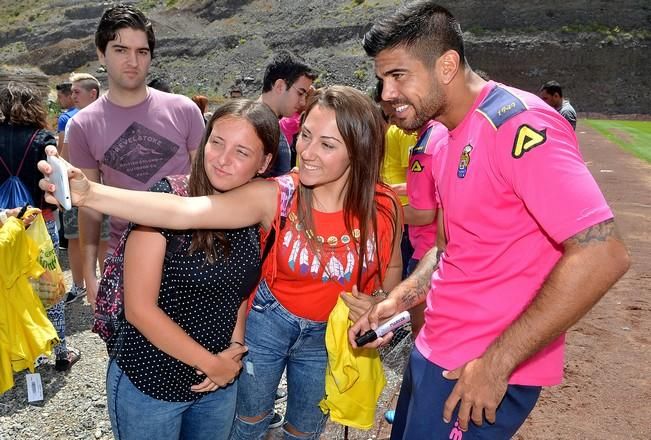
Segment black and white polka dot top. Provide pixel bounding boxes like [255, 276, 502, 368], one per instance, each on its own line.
[113, 179, 261, 402]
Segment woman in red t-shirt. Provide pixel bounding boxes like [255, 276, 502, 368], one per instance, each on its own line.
[41, 85, 403, 439]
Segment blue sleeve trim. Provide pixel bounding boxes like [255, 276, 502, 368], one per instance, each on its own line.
[476, 86, 528, 130]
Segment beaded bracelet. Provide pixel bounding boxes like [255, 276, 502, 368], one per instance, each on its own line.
[371, 288, 388, 299]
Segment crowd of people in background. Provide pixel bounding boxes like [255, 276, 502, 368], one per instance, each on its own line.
[2, 1, 627, 440]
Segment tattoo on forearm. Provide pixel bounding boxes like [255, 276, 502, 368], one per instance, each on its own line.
[399, 249, 439, 308]
[566, 219, 617, 247]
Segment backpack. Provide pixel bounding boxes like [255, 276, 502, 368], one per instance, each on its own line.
[92, 175, 189, 349]
[0, 130, 38, 209]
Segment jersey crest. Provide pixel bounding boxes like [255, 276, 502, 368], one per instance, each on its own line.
[457, 144, 473, 178]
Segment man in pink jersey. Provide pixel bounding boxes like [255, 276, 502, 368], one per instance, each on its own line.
[404, 120, 446, 278]
[67, 4, 204, 307]
[351, 2, 630, 439]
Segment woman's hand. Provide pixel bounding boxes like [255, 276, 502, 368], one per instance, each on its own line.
[37, 146, 92, 208]
[340, 286, 382, 322]
[20, 208, 40, 227]
[3, 207, 40, 227]
[190, 344, 248, 392]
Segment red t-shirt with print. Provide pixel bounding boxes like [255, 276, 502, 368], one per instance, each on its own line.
[263, 174, 399, 321]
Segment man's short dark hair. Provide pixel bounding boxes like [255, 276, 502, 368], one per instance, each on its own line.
[147, 77, 171, 93]
[363, 1, 465, 67]
[55, 82, 72, 94]
[95, 4, 155, 57]
[262, 51, 317, 93]
[540, 80, 563, 98]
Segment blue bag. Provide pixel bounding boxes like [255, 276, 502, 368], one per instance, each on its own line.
[0, 130, 37, 209]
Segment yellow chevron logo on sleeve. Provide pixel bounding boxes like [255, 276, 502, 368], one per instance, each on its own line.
[512, 124, 547, 158]
[411, 160, 423, 172]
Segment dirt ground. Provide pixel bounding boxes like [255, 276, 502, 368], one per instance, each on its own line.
[514, 123, 651, 440]
[330, 123, 651, 440]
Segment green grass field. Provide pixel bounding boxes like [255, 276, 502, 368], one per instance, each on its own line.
[584, 119, 651, 163]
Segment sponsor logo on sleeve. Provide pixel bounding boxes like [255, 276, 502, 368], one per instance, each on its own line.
[411, 160, 423, 173]
[512, 124, 546, 159]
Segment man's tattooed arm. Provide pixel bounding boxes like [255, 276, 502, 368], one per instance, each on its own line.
[392, 246, 441, 310]
[482, 218, 630, 379]
[564, 218, 616, 246]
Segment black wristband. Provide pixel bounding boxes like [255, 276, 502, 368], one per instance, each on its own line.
[230, 341, 244, 347]
[17, 203, 29, 219]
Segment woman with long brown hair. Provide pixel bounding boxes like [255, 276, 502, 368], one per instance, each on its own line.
[103, 99, 277, 439]
[0, 81, 80, 371]
[41, 85, 403, 439]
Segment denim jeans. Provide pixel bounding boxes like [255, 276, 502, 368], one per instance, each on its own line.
[44, 218, 67, 359]
[107, 359, 237, 440]
[229, 280, 328, 440]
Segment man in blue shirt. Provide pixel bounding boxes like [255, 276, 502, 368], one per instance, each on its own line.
[55, 82, 78, 147]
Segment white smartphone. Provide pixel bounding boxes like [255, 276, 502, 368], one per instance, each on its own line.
[47, 155, 72, 210]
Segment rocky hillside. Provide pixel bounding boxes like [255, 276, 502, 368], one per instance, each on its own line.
[0, 0, 649, 114]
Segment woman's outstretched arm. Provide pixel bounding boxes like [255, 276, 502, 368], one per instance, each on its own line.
[86, 177, 277, 231]
[39, 147, 278, 231]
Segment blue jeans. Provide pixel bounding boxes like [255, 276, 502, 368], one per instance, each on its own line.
[45, 218, 67, 359]
[391, 348, 541, 439]
[229, 281, 328, 440]
[107, 359, 237, 440]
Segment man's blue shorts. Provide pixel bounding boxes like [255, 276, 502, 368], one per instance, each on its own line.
[391, 348, 541, 440]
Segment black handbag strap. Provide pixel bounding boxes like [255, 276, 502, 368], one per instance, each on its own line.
[261, 216, 287, 264]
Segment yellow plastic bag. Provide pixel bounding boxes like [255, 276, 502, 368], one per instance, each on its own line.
[24, 211, 66, 308]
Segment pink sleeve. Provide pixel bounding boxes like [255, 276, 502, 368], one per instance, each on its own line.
[496, 110, 613, 243]
[67, 118, 97, 169]
[407, 151, 437, 210]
